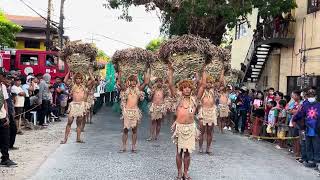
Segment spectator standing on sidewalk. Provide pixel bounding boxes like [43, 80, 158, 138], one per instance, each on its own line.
[0, 69, 17, 167]
[287, 90, 302, 157]
[235, 87, 251, 134]
[4, 76, 18, 150]
[38, 73, 51, 126]
[292, 89, 320, 168]
[252, 91, 265, 137]
[53, 77, 66, 117]
[11, 77, 25, 134]
[22, 76, 37, 122]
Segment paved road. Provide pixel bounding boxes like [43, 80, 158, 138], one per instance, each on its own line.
[31, 107, 318, 180]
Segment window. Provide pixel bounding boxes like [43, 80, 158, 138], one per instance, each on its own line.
[58, 58, 65, 72]
[235, 22, 248, 40]
[45, 54, 58, 67]
[24, 40, 40, 49]
[287, 76, 320, 96]
[20, 54, 38, 66]
[0, 54, 3, 68]
[308, 0, 320, 14]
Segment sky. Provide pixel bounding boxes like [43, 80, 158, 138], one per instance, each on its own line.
[0, 0, 162, 56]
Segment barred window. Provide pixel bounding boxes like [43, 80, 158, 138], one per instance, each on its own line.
[308, 0, 320, 14]
[235, 22, 248, 40]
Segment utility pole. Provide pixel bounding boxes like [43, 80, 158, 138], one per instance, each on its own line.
[59, 0, 66, 49]
[46, 0, 52, 50]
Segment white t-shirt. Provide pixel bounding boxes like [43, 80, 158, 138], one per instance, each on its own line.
[0, 84, 9, 119]
[11, 85, 25, 107]
[94, 85, 101, 97]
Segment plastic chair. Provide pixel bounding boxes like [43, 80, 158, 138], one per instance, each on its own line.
[30, 111, 37, 125]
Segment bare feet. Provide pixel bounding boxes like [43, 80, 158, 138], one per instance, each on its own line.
[76, 140, 85, 143]
[131, 146, 137, 153]
[118, 149, 126, 153]
[146, 137, 153, 141]
[176, 172, 183, 180]
[60, 140, 67, 144]
[206, 149, 213, 156]
[184, 175, 192, 180]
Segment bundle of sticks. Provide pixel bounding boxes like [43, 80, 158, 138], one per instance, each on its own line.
[112, 48, 156, 82]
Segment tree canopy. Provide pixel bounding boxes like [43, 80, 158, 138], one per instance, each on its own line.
[0, 11, 22, 47]
[146, 38, 165, 52]
[103, 0, 297, 45]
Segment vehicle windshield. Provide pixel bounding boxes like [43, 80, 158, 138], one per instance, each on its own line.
[46, 54, 58, 67]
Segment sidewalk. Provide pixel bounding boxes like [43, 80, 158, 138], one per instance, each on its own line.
[0, 119, 66, 180]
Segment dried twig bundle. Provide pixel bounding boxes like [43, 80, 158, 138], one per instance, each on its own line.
[159, 34, 218, 63]
[61, 41, 98, 62]
[112, 48, 156, 79]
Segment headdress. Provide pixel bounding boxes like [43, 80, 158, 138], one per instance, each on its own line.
[177, 79, 195, 92]
[73, 72, 84, 81]
[206, 75, 214, 83]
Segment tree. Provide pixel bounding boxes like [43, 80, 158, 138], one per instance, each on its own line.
[96, 50, 110, 78]
[103, 0, 296, 45]
[0, 11, 22, 47]
[146, 38, 165, 52]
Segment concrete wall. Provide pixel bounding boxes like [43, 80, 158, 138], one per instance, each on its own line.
[278, 0, 320, 93]
[231, 9, 259, 70]
[256, 51, 280, 91]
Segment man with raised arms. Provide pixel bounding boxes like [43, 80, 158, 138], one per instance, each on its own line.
[169, 64, 206, 180]
[118, 72, 150, 153]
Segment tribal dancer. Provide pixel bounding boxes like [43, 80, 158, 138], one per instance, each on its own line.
[169, 64, 206, 180]
[147, 78, 168, 141]
[81, 82, 95, 132]
[61, 70, 94, 144]
[198, 70, 224, 154]
[118, 72, 150, 153]
[218, 86, 230, 134]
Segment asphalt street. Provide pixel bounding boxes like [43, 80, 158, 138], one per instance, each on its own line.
[31, 107, 319, 180]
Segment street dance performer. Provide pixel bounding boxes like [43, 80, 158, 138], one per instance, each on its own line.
[169, 64, 207, 180]
[147, 78, 168, 141]
[118, 72, 150, 153]
[218, 85, 230, 134]
[81, 82, 95, 132]
[61, 70, 94, 144]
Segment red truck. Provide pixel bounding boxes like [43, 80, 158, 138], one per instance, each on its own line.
[0, 49, 68, 79]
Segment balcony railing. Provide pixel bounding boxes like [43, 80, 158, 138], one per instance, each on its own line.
[253, 16, 295, 45]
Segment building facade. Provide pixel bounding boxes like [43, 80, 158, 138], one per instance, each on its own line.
[232, 0, 320, 95]
[5, 14, 58, 51]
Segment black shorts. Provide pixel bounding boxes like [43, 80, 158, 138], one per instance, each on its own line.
[14, 107, 24, 118]
[288, 127, 299, 137]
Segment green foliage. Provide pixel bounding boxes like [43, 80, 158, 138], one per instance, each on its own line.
[104, 0, 297, 45]
[97, 49, 110, 62]
[220, 28, 234, 48]
[146, 38, 165, 52]
[0, 11, 22, 47]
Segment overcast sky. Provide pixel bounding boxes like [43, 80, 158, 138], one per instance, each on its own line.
[0, 0, 162, 56]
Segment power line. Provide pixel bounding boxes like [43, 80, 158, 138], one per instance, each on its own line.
[93, 33, 139, 48]
[64, 25, 139, 48]
[19, 0, 59, 26]
[20, 0, 148, 48]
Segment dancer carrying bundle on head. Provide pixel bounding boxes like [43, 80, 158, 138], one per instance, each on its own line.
[169, 63, 207, 180]
[61, 70, 94, 144]
[197, 69, 224, 155]
[118, 71, 150, 153]
[147, 78, 169, 141]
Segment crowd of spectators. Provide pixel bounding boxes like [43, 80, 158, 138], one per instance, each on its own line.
[0, 68, 113, 167]
[0, 69, 74, 167]
[228, 85, 320, 170]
